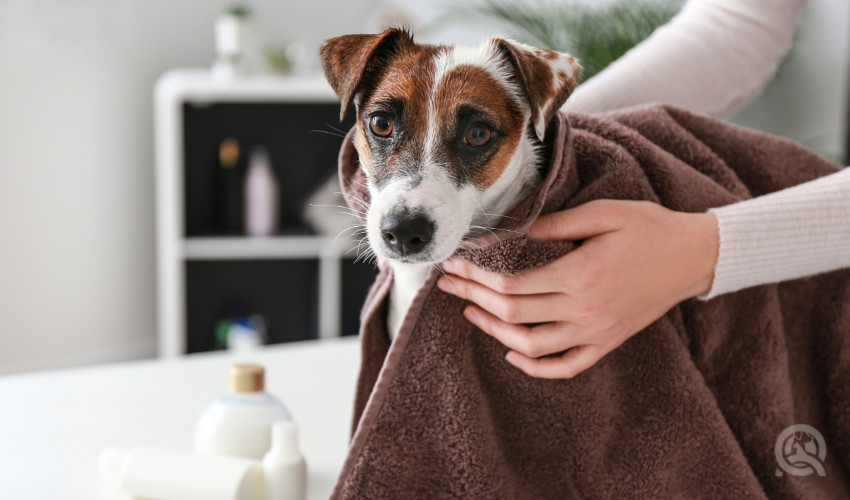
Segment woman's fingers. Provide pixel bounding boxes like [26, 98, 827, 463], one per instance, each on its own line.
[441, 258, 559, 295]
[529, 199, 632, 241]
[462, 305, 584, 358]
[505, 344, 604, 379]
[437, 275, 563, 324]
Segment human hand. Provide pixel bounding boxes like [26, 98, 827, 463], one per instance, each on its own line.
[436, 200, 719, 379]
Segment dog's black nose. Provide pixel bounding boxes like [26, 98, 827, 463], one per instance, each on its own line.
[381, 212, 434, 256]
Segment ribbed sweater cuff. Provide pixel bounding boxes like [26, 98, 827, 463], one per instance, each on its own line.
[699, 167, 850, 300]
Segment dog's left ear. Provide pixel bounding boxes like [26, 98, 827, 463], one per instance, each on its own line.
[321, 28, 415, 121]
[490, 39, 581, 141]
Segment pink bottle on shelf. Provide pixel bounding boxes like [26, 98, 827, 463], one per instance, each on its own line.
[243, 147, 279, 236]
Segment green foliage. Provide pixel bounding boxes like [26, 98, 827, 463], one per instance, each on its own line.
[441, 0, 683, 81]
[225, 4, 251, 18]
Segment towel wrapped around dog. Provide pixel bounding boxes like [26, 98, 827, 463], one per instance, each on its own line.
[331, 104, 850, 499]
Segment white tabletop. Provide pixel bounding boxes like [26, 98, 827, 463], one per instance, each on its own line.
[0, 336, 360, 500]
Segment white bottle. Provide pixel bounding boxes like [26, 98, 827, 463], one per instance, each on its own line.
[262, 420, 307, 500]
[243, 147, 280, 237]
[195, 364, 291, 460]
[212, 7, 253, 78]
[99, 444, 261, 500]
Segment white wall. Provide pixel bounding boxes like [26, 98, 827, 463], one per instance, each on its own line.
[731, 0, 849, 161]
[0, 0, 846, 374]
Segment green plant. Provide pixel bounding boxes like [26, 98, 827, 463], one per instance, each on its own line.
[225, 3, 251, 18]
[438, 0, 683, 81]
[266, 46, 294, 73]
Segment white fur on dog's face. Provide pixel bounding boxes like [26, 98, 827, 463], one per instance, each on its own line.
[321, 31, 580, 264]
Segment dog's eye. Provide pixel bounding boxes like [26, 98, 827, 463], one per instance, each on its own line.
[370, 114, 393, 137]
[465, 124, 492, 147]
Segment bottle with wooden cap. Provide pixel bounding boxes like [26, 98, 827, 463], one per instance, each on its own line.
[195, 364, 291, 460]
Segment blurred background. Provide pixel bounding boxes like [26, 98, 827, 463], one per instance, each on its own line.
[0, 0, 847, 375]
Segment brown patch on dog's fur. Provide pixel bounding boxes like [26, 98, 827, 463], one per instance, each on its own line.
[354, 44, 444, 182]
[540, 48, 561, 61]
[360, 44, 443, 143]
[433, 64, 524, 189]
[353, 127, 373, 172]
[320, 28, 415, 121]
[322, 29, 445, 179]
[491, 39, 579, 139]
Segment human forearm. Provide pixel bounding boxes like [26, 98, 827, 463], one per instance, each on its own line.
[564, 0, 807, 118]
[702, 167, 850, 299]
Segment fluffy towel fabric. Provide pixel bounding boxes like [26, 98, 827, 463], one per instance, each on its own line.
[332, 104, 850, 499]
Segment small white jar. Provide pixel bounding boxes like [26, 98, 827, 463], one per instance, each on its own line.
[195, 364, 291, 460]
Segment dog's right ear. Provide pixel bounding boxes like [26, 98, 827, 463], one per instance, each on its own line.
[321, 28, 414, 121]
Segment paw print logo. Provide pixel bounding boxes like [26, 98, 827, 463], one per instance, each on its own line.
[775, 424, 827, 477]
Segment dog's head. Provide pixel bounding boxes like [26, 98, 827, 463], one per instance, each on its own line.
[321, 29, 580, 264]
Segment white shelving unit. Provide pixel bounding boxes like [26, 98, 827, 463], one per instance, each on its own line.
[154, 69, 359, 358]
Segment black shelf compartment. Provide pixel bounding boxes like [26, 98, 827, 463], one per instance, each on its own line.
[185, 259, 320, 354]
[340, 259, 380, 336]
[182, 101, 355, 237]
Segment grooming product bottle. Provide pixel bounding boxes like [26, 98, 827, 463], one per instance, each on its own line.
[212, 5, 252, 78]
[215, 137, 244, 233]
[195, 364, 290, 460]
[262, 420, 307, 500]
[99, 444, 261, 500]
[243, 147, 280, 236]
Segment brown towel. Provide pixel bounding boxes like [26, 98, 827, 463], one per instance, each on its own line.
[332, 104, 850, 499]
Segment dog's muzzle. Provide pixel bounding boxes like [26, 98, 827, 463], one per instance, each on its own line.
[380, 211, 434, 257]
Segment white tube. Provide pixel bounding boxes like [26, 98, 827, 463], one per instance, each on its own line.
[99, 445, 261, 500]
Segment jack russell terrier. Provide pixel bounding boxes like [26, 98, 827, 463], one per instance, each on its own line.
[320, 28, 581, 339]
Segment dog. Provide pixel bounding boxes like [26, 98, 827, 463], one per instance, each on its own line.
[320, 28, 581, 339]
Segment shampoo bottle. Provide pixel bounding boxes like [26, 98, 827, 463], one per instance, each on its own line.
[243, 147, 279, 236]
[215, 137, 243, 234]
[99, 444, 260, 500]
[195, 364, 290, 460]
[262, 420, 307, 500]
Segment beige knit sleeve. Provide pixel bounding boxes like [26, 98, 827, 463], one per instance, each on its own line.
[563, 0, 807, 118]
[699, 167, 850, 299]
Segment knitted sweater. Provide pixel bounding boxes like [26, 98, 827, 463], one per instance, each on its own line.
[563, 0, 850, 298]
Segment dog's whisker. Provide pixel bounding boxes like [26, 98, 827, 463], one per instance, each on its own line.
[474, 206, 521, 224]
[358, 248, 377, 266]
[352, 235, 374, 264]
[478, 211, 519, 221]
[433, 263, 452, 284]
[343, 184, 371, 201]
[333, 224, 367, 244]
[312, 201, 367, 212]
[309, 129, 347, 138]
[307, 203, 368, 217]
[343, 235, 370, 258]
[339, 195, 370, 212]
[470, 224, 523, 236]
[459, 238, 483, 250]
[469, 225, 499, 238]
[335, 223, 364, 235]
[338, 183, 372, 210]
[350, 178, 370, 189]
[324, 122, 350, 135]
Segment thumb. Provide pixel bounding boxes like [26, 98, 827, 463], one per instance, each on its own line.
[528, 200, 625, 241]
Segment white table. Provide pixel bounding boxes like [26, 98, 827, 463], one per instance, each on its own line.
[0, 337, 360, 500]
